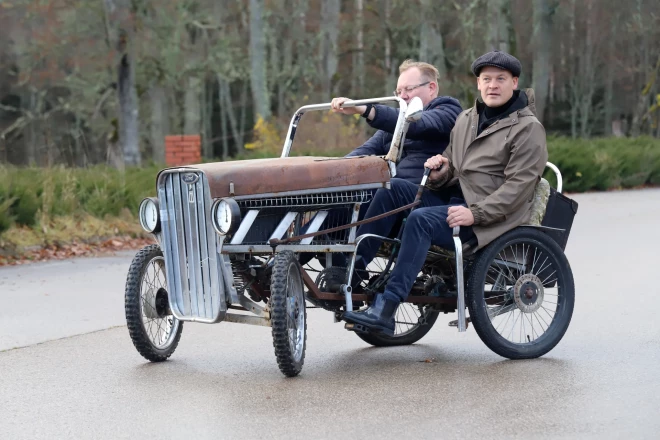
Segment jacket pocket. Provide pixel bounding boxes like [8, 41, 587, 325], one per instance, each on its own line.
[490, 174, 504, 188]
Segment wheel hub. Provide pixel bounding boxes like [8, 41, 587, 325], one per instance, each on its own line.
[513, 274, 544, 313]
[144, 287, 170, 319]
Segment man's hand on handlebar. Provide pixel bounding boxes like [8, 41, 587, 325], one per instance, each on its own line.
[424, 154, 449, 181]
[331, 97, 366, 116]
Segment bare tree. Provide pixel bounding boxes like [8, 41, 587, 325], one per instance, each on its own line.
[352, 0, 365, 97]
[320, 0, 340, 101]
[487, 0, 513, 53]
[103, 0, 141, 167]
[532, 0, 556, 123]
[419, 0, 447, 79]
[249, 0, 271, 120]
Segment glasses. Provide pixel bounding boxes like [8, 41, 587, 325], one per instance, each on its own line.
[393, 81, 430, 97]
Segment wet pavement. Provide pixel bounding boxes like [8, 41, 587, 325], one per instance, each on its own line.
[1, 188, 659, 439]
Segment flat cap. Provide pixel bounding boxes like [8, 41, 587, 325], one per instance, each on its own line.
[471, 50, 522, 77]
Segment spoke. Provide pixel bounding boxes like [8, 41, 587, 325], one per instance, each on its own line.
[533, 256, 551, 277]
[513, 244, 524, 275]
[486, 292, 508, 300]
[541, 270, 558, 285]
[507, 310, 521, 341]
[521, 244, 530, 274]
[495, 306, 514, 334]
[495, 252, 517, 285]
[398, 303, 410, 333]
[540, 305, 556, 321]
[530, 247, 541, 274]
[526, 312, 537, 341]
[533, 311, 548, 333]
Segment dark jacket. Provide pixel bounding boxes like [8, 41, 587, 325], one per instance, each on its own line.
[346, 96, 462, 184]
[427, 89, 548, 249]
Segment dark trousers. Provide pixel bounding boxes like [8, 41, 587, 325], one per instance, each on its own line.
[355, 178, 475, 303]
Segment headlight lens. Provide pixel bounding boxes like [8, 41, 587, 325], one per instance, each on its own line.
[139, 198, 160, 233]
[211, 198, 241, 235]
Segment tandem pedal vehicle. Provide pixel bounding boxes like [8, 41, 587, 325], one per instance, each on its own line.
[125, 96, 578, 377]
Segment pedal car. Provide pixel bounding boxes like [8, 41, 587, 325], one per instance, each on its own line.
[124, 97, 577, 377]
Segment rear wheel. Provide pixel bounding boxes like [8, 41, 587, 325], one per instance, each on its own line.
[354, 255, 439, 347]
[125, 244, 183, 362]
[466, 228, 574, 359]
[270, 251, 307, 377]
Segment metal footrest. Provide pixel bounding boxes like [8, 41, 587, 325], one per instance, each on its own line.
[344, 322, 369, 333]
[448, 317, 471, 328]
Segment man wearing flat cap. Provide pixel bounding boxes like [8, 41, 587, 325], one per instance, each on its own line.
[342, 50, 548, 336]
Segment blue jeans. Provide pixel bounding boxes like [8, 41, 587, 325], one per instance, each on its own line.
[354, 178, 475, 303]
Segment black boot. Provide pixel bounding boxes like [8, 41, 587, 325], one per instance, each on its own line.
[343, 294, 399, 336]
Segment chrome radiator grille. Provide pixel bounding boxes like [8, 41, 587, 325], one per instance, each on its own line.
[233, 190, 374, 246]
[237, 190, 373, 209]
[158, 171, 225, 322]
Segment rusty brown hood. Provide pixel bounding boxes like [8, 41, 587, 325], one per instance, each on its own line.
[159, 155, 391, 198]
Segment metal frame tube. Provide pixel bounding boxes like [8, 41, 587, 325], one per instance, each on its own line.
[545, 161, 563, 193]
[281, 97, 407, 159]
[452, 226, 467, 332]
[343, 233, 401, 311]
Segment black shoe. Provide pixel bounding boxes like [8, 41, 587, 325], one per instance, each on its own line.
[343, 294, 399, 336]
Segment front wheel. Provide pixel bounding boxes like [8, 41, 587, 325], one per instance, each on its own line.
[125, 244, 183, 362]
[466, 227, 574, 359]
[270, 251, 307, 377]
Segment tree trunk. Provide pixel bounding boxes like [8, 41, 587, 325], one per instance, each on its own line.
[532, 0, 554, 123]
[569, 0, 578, 138]
[487, 0, 512, 53]
[249, 0, 271, 120]
[352, 0, 364, 97]
[104, 0, 141, 167]
[219, 76, 243, 154]
[23, 89, 40, 166]
[202, 78, 213, 159]
[603, 19, 616, 136]
[279, 36, 293, 118]
[382, 0, 395, 96]
[183, 77, 202, 136]
[219, 81, 229, 160]
[239, 80, 249, 153]
[320, 0, 340, 101]
[579, 0, 595, 138]
[149, 84, 168, 164]
[419, 0, 447, 78]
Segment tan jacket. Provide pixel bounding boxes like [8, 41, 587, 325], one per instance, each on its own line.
[428, 89, 548, 249]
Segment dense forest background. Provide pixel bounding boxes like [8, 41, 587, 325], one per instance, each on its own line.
[0, 0, 659, 168]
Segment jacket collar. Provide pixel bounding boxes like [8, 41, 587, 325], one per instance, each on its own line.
[467, 88, 537, 140]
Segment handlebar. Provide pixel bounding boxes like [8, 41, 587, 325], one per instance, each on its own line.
[280, 96, 407, 159]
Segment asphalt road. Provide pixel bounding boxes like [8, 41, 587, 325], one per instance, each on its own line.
[1, 188, 659, 439]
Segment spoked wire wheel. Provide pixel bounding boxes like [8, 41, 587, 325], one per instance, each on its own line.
[270, 251, 307, 377]
[125, 244, 183, 362]
[354, 253, 439, 347]
[467, 228, 574, 359]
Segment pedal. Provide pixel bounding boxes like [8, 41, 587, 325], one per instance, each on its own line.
[448, 317, 471, 328]
[344, 322, 369, 334]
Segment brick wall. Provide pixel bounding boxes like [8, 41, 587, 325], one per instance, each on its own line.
[165, 135, 201, 166]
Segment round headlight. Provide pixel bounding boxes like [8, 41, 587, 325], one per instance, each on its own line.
[139, 197, 160, 233]
[211, 198, 241, 235]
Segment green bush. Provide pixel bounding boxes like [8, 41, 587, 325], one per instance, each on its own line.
[546, 136, 660, 192]
[0, 136, 659, 232]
